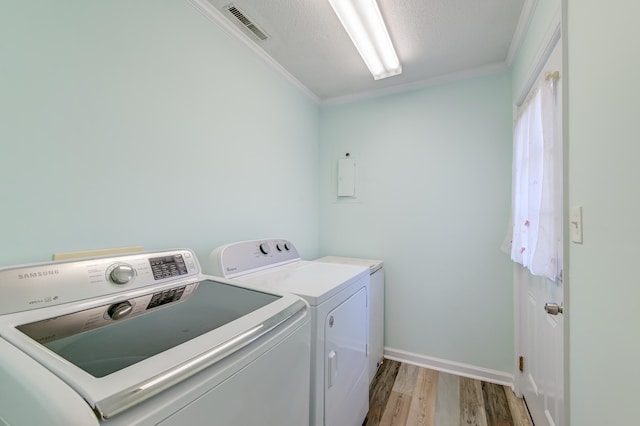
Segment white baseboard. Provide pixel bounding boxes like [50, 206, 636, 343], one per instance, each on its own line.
[383, 347, 514, 389]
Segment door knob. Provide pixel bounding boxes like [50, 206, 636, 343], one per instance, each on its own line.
[544, 302, 564, 315]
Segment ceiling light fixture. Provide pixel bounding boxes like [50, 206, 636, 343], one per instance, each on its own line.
[327, 0, 402, 80]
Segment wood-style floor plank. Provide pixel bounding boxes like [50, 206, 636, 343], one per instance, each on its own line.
[379, 391, 412, 426]
[392, 363, 420, 395]
[433, 372, 460, 426]
[482, 382, 513, 426]
[459, 376, 488, 426]
[503, 386, 534, 426]
[405, 367, 438, 426]
[367, 360, 401, 425]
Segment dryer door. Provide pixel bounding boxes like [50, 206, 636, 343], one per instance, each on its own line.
[324, 286, 368, 426]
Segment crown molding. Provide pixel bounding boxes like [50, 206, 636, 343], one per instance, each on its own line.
[186, 0, 320, 104]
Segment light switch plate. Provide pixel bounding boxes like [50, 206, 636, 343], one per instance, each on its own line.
[570, 206, 583, 244]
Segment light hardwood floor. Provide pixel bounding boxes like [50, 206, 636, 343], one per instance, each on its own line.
[365, 359, 533, 426]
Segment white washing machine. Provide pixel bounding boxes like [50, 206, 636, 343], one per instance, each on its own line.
[0, 249, 310, 425]
[204, 239, 370, 426]
[316, 256, 384, 384]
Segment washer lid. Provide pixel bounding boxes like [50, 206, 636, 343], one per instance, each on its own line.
[233, 260, 369, 306]
[315, 256, 384, 274]
[0, 277, 307, 420]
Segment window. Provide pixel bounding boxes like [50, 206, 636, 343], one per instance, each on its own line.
[506, 73, 562, 281]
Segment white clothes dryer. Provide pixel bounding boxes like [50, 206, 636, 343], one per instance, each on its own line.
[204, 239, 370, 426]
[316, 256, 384, 384]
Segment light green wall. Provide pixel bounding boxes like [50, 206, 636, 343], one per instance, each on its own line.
[567, 2, 640, 425]
[0, 1, 320, 266]
[319, 72, 514, 373]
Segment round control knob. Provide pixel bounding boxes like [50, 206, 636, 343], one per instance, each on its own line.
[259, 242, 271, 255]
[107, 301, 133, 320]
[109, 264, 136, 285]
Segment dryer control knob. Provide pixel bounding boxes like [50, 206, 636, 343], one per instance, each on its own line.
[108, 301, 133, 320]
[259, 242, 271, 255]
[108, 264, 136, 285]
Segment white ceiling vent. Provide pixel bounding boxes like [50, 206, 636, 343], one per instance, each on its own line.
[223, 4, 270, 41]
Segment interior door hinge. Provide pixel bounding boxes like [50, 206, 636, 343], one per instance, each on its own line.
[519, 356, 525, 373]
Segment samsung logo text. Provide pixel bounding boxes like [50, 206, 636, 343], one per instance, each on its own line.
[18, 270, 60, 280]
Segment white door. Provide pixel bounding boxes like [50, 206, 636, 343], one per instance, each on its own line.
[324, 287, 368, 426]
[518, 266, 564, 425]
[516, 38, 565, 426]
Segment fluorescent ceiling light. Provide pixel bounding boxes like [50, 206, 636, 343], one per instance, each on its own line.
[327, 0, 402, 80]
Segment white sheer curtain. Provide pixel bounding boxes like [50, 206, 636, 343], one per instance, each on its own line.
[505, 75, 562, 281]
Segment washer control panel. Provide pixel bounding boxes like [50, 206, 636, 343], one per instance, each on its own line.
[205, 239, 300, 278]
[0, 249, 201, 315]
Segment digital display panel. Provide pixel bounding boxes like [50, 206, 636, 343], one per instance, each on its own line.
[149, 255, 188, 280]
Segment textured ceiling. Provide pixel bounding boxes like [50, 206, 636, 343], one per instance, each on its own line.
[190, 0, 529, 104]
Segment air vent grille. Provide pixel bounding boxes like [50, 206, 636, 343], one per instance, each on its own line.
[224, 4, 270, 41]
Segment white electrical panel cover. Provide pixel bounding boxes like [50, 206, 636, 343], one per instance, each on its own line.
[337, 159, 356, 197]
